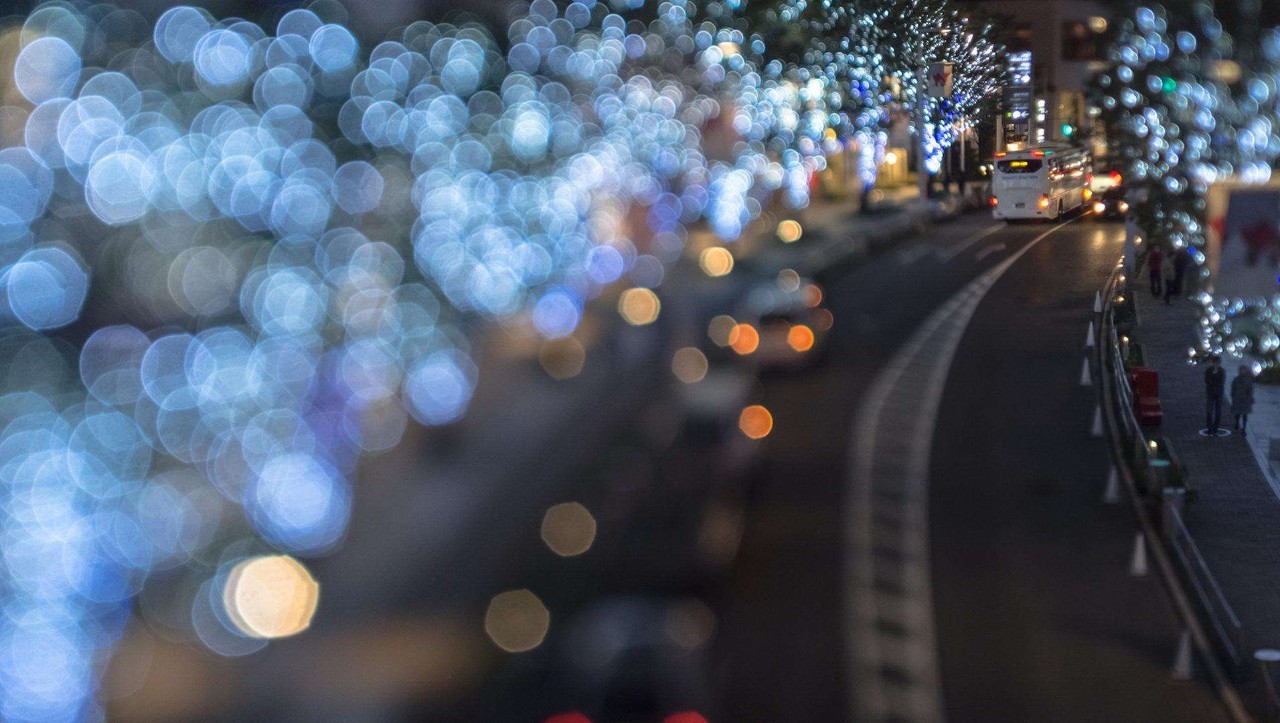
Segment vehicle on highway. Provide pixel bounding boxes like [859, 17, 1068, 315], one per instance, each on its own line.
[990, 145, 1092, 221]
[1091, 186, 1130, 220]
[733, 271, 832, 370]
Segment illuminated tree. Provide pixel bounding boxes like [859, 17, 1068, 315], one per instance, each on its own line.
[1095, 4, 1280, 365]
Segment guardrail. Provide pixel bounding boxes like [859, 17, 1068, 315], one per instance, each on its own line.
[1094, 259, 1252, 722]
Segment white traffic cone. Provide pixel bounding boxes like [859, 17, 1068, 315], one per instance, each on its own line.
[1086, 321, 1096, 348]
[1172, 629, 1193, 680]
[1130, 532, 1148, 577]
[1091, 405, 1104, 438]
[1094, 291, 1103, 313]
[1080, 357, 1093, 386]
[1103, 466, 1121, 504]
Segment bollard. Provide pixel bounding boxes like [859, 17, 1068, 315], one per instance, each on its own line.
[1103, 466, 1121, 504]
[1130, 532, 1148, 577]
[1080, 357, 1092, 386]
[1091, 405, 1104, 438]
[1172, 629, 1193, 679]
[1255, 649, 1280, 721]
[1086, 321, 1096, 348]
[1094, 291, 1103, 314]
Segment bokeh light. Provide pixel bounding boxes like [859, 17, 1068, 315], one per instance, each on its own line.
[672, 347, 709, 384]
[729, 323, 760, 355]
[618, 288, 660, 326]
[222, 555, 320, 639]
[540, 502, 597, 557]
[738, 404, 773, 439]
[699, 246, 734, 277]
[777, 219, 803, 243]
[788, 324, 816, 352]
[485, 589, 550, 653]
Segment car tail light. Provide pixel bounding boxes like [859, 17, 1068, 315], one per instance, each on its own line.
[1038, 195, 1050, 210]
[989, 196, 999, 207]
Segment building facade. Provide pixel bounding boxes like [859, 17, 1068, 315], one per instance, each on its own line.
[960, 0, 1112, 152]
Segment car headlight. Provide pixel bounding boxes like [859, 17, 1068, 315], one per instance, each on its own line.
[1093, 202, 1106, 214]
[1118, 201, 1130, 213]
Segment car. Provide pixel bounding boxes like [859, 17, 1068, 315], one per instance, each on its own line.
[1090, 186, 1129, 220]
[731, 271, 832, 371]
[1091, 167, 1124, 193]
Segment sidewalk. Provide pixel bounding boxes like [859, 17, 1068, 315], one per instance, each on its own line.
[1132, 286, 1280, 661]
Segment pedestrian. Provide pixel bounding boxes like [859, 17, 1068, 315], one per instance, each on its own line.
[1173, 248, 1190, 297]
[1205, 355, 1226, 435]
[1162, 252, 1177, 305]
[1232, 365, 1255, 434]
[1147, 245, 1164, 297]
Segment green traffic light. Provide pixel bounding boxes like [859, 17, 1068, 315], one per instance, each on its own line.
[1061, 123, 1074, 137]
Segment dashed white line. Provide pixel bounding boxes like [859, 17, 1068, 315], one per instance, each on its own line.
[974, 242, 1006, 261]
[938, 222, 1004, 260]
[845, 217, 1077, 723]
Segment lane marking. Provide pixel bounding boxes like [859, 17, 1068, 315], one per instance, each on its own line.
[845, 217, 1077, 723]
[974, 242, 1006, 261]
[938, 222, 1004, 260]
[895, 245, 937, 265]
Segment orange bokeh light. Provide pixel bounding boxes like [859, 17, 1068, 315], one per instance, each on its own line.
[729, 323, 759, 355]
[738, 404, 773, 439]
[787, 324, 815, 352]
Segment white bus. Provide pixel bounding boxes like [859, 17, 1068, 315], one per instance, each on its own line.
[990, 146, 1091, 221]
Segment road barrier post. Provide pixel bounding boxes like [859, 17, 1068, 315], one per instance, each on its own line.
[1174, 629, 1194, 680]
[1130, 531, 1148, 577]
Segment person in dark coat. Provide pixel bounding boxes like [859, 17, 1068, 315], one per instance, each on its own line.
[1147, 245, 1164, 297]
[1173, 248, 1190, 297]
[1162, 253, 1177, 305]
[1205, 355, 1226, 434]
[1232, 365, 1255, 434]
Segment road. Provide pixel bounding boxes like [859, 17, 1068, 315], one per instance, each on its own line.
[108, 208, 1231, 723]
[715, 213, 1228, 722]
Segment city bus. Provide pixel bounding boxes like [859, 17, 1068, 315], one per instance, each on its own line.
[990, 146, 1092, 221]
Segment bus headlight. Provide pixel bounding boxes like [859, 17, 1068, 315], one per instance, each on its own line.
[1038, 195, 1050, 210]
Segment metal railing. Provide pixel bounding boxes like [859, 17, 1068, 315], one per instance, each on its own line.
[1094, 260, 1252, 721]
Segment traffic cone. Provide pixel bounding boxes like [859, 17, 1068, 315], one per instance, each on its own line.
[1172, 629, 1193, 679]
[1086, 321, 1096, 348]
[1103, 466, 1121, 504]
[1094, 291, 1103, 313]
[1091, 405, 1104, 437]
[1080, 357, 1092, 386]
[1130, 532, 1148, 577]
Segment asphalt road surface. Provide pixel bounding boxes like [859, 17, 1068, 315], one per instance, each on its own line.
[716, 213, 1228, 722]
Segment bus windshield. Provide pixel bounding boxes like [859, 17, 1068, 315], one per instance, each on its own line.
[997, 159, 1043, 174]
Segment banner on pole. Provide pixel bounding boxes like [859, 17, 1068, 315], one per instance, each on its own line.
[928, 62, 953, 97]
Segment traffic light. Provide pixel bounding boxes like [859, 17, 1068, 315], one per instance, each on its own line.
[1061, 123, 1075, 138]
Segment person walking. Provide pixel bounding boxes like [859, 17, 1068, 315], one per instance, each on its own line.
[1147, 244, 1164, 297]
[1173, 247, 1190, 297]
[1232, 365, 1255, 434]
[1205, 355, 1226, 435]
[1162, 252, 1177, 305]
